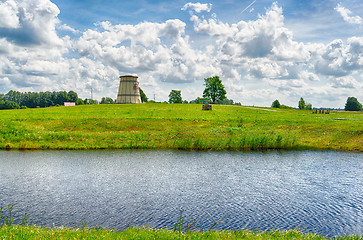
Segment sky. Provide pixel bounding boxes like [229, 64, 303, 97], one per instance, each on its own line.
[0, 0, 362, 108]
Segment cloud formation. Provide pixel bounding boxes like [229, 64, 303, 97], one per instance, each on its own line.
[335, 3, 362, 25]
[0, 0, 61, 46]
[181, 2, 212, 13]
[0, 0, 362, 107]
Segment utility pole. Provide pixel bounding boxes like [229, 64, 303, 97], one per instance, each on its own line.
[91, 88, 93, 100]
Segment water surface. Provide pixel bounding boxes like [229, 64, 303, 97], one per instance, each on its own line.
[0, 150, 362, 237]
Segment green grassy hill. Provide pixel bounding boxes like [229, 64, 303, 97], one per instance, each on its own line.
[0, 103, 362, 151]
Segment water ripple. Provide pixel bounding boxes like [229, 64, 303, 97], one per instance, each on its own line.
[0, 150, 362, 237]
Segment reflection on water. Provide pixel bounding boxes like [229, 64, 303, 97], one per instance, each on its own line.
[0, 150, 362, 237]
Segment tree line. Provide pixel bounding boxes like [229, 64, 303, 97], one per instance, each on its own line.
[1, 77, 361, 111]
[0, 90, 84, 109]
[271, 97, 362, 111]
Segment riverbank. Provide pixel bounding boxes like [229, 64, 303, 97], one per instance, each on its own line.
[1, 225, 362, 240]
[0, 103, 362, 151]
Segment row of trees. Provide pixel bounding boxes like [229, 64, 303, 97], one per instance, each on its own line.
[0, 90, 84, 109]
[0, 87, 148, 109]
[271, 97, 362, 111]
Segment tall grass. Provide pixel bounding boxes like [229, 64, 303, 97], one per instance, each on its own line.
[3, 225, 363, 240]
[0, 103, 362, 151]
[1, 205, 361, 239]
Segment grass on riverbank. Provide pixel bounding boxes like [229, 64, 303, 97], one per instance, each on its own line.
[1, 225, 362, 240]
[0, 103, 362, 151]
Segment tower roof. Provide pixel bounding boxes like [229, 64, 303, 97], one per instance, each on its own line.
[120, 75, 138, 78]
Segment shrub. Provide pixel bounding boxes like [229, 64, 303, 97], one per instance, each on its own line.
[271, 100, 280, 108]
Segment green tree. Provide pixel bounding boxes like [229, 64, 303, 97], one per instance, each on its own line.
[189, 97, 209, 104]
[5, 90, 23, 105]
[100, 97, 114, 104]
[139, 88, 148, 103]
[345, 97, 362, 111]
[168, 90, 182, 103]
[305, 103, 312, 110]
[203, 76, 226, 103]
[218, 98, 235, 105]
[67, 91, 78, 102]
[0, 100, 20, 109]
[298, 97, 306, 110]
[271, 99, 281, 108]
[84, 98, 98, 104]
[76, 98, 84, 105]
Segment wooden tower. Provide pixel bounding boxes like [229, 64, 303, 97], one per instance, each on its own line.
[116, 75, 142, 104]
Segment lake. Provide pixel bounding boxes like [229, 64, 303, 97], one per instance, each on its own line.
[0, 150, 362, 237]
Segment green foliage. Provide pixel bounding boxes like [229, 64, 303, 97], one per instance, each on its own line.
[345, 97, 362, 111]
[174, 210, 195, 233]
[0, 100, 20, 110]
[305, 103, 312, 110]
[271, 100, 280, 108]
[168, 90, 182, 103]
[100, 97, 114, 104]
[298, 97, 305, 110]
[280, 105, 293, 109]
[218, 98, 239, 105]
[84, 98, 98, 104]
[76, 98, 84, 105]
[0, 205, 28, 227]
[189, 97, 209, 104]
[0, 205, 361, 239]
[1, 90, 83, 108]
[0, 225, 360, 239]
[203, 76, 226, 103]
[139, 88, 148, 103]
[67, 91, 78, 102]
[298, 97, 312, 110]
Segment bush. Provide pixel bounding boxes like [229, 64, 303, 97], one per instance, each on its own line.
[280, 105, 293, 109]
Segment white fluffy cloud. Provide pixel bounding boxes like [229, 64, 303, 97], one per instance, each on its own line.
[181, 3, 212, 13]
[0, 0, 61, 46]
[0, 0, 20, 28]
[335, 3, 362, 25]
[0, 0, 362, 107]
[189, 2, 311, 83]
[312, 37, 363, 77]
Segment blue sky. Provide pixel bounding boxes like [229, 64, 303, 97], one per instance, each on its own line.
[0, 0, 362, 107]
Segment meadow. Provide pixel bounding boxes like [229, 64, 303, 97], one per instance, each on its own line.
[0, 103, 362, 151]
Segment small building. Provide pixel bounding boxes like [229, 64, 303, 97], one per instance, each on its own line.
[64, 102, 76, 106]
[116, 75, 142, 104]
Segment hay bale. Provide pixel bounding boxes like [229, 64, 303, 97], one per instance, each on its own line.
[202, 103, 212, 110]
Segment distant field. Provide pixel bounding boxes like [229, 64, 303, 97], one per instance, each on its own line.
[0, 103, 362, 151]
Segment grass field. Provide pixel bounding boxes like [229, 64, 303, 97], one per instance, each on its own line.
[1, 225, 362, 240]
[0, 103, 362, 151]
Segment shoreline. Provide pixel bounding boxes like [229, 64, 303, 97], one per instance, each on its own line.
[0, 225, 361, 239]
